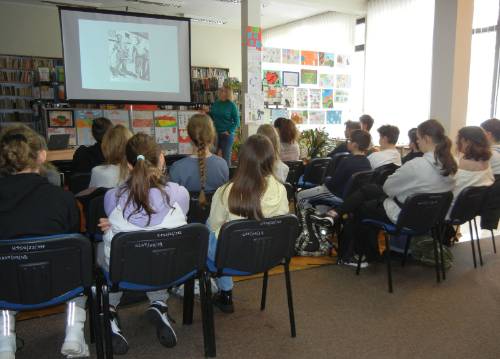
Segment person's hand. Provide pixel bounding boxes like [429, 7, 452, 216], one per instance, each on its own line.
[222, 131, 230, 135]
[98, 218, 111, 232]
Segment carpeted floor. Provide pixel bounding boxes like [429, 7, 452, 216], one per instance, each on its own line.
[14, 238, 500, 359]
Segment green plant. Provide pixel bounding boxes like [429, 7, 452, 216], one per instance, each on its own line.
[299, 128, 334, 159]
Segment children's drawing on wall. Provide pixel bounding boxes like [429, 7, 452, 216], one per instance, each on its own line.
[262, 47, 281, 63]
[308, 111, 325, 125]
[322, 89, 334, 109]
[282, 49, 300, 65]
[336, 74, 351, 89]
[327, 110, 342, 125]
[282, 87, 295, 108]
[309, 89, 321, 109]
[296, 88, 309, 108]
[319, 52, 335, 67]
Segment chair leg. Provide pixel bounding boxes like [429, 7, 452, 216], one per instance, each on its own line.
[468, 221, 478, 268]
[356, 247, 363, 276]
[284, 260, 296, 337]
[436, 225, 446, 280]
[101, 285, 114, 359]
[491, 230, 497, 254]
[200, 273, 216, 357]
[261, 271, 269, 311]
[402, 236, 412, 267]
[384, 233, 393, 293]
[88, 290, 95, 344]
[431, 227, 441, 284]
[473, 218, 484, 266]
[91, 286, 105, 359]
[182, 278, 195, 325]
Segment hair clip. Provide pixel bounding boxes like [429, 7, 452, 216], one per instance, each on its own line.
[136, 154, 145, 161]
[2, 133, 27, 144]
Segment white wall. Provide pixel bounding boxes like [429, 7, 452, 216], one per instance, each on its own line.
[0, 2, 242, 79]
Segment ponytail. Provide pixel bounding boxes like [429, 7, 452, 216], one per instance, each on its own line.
[0, 125, 46, 175]
[417, 119, 457, 177]
[197, 142, 208, 208]
[121, 134, 168, 225]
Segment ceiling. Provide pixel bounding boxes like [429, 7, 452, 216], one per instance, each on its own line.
[0, 0, 367, 29]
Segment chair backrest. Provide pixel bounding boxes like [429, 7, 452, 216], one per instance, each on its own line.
[214, 215, 299, 274]
[449, 186, 490, 224]
[69, 173, 91, 194]
[325, 152, 350, 179]
[372, 163, 399, 186]
[109, 224, 210, 287]
[480, 180, 500, 230]
[0, 234, 92, 306]
[87, 194, 106, 237]
[396, 192, 453, 233]
[164, 154, 188, 168]
[342, 170, 374, 199]
[229, 166, 238, 180]
[302, 158, 331, 185]
[187, 191, 215, 224]
[284, 160, 304, 187]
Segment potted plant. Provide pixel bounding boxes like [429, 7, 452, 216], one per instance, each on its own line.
[299, 128, 334, 159]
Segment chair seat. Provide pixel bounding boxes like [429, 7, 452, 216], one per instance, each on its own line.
[102, 268, 197, 292]
[0, 286, 84, 311]
[206, 259, 253, 276]
[361, 219, 419, 236]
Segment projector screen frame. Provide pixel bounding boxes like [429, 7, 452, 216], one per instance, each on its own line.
[58, 6, 193, 105]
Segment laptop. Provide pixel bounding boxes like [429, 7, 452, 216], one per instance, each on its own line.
[47, 134, 70, 150]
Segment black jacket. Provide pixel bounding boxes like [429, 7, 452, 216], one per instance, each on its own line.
[72, 142, 105, 173]
[328, 141, 349, 158]
[325, 155, 371, 197]
[0, 173, 80, 239]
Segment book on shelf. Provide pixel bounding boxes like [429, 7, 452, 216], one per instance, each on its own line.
[0, 70, 32, 83]
[38, 67, 50, 82]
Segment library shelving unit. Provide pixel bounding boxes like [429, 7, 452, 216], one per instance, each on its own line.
[191, 66, 229, 105]
[0, 54, 64, 133]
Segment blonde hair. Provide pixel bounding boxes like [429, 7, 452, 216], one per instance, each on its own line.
[101, 124, 133, 181]
[187, 113, 216, 207]
[0, 124, 47, 175]
[219, 86, 234, 101]
[257, 124, 281, 160]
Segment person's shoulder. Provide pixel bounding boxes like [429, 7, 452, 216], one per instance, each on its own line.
[209, 155, 229, 167]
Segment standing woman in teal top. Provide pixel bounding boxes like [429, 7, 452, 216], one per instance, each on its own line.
[208, 86, 240, 165]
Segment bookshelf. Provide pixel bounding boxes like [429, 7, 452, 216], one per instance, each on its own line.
[191, 66, 229, 105]
[0, 54, 64, 132]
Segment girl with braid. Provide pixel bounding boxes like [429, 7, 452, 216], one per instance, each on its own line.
[169, 114, 229, 200]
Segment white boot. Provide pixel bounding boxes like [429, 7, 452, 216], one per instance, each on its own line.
[61, 302, 89, 358]
[0, 310, 16, 359]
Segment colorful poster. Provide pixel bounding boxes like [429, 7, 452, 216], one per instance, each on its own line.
[308, 111, 325, 125]
[48, 110, 73, 127]
[309, 89, 321, 109]
[301, 69, 317, 85]
[246, 26, 262, 50]
[336, 54, 351, 67]
[327, 110, 342, 124]
[271, 109, 289, 122]
[334, 90, 349, 103]
[131, 110, 154, 135]
[319, 74, 335, 88]
[296, 88, 308, 108]
[178, 128, 191, 154]
[322, 89, 334, 109]
[154, 111, 178, 144]
[103, 109, 130, 128]
[75, 109, 102, 146]
[319, 52, 335, 67]
[336, 74, 351, 89]
[177, 111, 198, 129]
[262, 47, 281, 63]
[282, 49, 300, 65]
[291, 110, 307, 124]
[301, 51, 319, 66]
[282, 87, 295, 108]
[47, 127, 77, 146]
[264, 85, 282, 103]
[263, 70, 281, 86]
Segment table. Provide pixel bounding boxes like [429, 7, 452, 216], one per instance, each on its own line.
[47, 148, 76, 162]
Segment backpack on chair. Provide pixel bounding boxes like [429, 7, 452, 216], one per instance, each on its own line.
[295, 207, 333, 256]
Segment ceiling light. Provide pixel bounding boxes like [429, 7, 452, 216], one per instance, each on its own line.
[212, 0, 241, 4]
[125, 0, 183, 8]
[41, 0, 103, 7]
[190, 17, 227, 25]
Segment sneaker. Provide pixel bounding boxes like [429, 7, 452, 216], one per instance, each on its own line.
[339, 256, 369, 269]
[213, 290, 234, 313]
[109, 306, 129, 355]
[146, 301, 177, 348]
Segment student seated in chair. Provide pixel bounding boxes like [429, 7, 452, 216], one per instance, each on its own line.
[367, 125, 402, 169]
[207, 135, 289, 313]
[257, 124, 289, 183]
[99, 133, 189, 355]
[169, 114, 229, 200]
[328, 120, 361, 157]
[0, 125, 86, 358]
[402, 128, 423, 164]
[332, 120, 457, 267]
[72, 117, 112, 173]
[88, 124, 132, 189]
[277, 118, 301, 161]
[481, 118, 500, 175]
[295, 130, 372, 256]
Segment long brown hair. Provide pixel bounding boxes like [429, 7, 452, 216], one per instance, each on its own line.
[457, 126, 492, 162]
[227, 134, 275, 220]
[257, 124, 281, 160]
[417, 119, 457, 176]
[278, 119, 299, 144]
[120, 133, 169, 225]
[101, 124, 132, 181]
[187, 114, 216, 207]
[0, 124, 46, 175]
